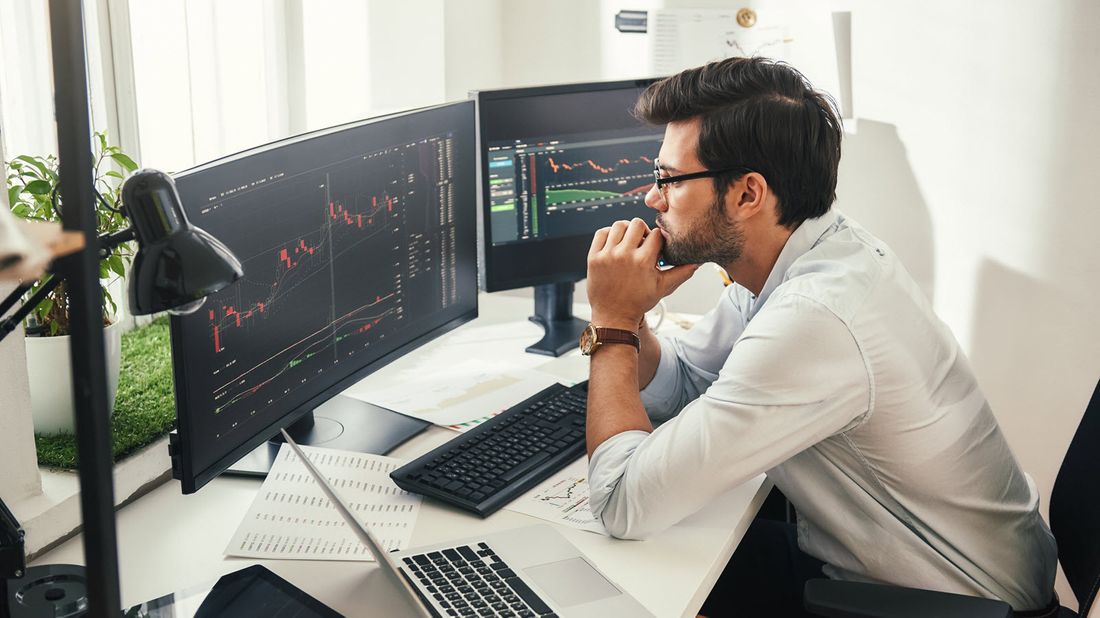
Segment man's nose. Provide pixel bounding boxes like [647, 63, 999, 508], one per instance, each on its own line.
[644, 183, 666, 212]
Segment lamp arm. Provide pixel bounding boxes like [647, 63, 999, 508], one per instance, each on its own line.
[0, 274, 62, 341]
[0, 226, 132, 344]
[97, 227, 136, 260]
[0, 282, 35, 323]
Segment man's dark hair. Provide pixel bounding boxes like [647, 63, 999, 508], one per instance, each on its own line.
[636, 57, 842, 228]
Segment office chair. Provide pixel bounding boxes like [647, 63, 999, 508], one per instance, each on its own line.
[803, 376, 1100, 618]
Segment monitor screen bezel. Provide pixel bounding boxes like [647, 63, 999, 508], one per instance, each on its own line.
[473, 78, 661, 293]
[169, 100, 478, 494]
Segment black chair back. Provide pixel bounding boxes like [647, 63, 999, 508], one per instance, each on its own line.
[1049, 377, 1100, 617]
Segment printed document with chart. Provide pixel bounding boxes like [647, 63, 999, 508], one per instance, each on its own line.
[225, 443, 421, 561]
[504, 457, 608, 536]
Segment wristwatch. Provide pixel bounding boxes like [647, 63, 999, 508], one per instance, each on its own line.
[578, 323, 640, 356]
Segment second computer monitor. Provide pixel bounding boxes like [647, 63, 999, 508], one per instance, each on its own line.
[475, 79, 662, 356]
[169, 101, 478, 494]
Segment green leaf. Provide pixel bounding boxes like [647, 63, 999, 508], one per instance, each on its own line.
[25, 179, 52, 195]
[8, 186, 23, 207]
[98, 262, 109, 279]
[110, 153, 138, 172]
[96, 132, 108, 152]
[104, 170, 124, 180]
[104, 292, 117, 318]
[14, 155, 50, 177]
[49, 321, 59, 336]
[108, 254, 126, 277]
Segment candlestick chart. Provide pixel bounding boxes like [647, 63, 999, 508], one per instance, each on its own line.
[178, 134, 460, 441]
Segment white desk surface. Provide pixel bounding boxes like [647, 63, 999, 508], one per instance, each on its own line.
[33, 293, 770, 618]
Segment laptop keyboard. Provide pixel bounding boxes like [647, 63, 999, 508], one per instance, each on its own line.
[403, 542, 557, 618]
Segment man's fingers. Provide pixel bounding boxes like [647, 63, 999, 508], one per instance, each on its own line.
[604, 219, 631, 249]
[621, 218, 649, 249]
[639, 226, 664, 261]
[590, 227, 610, 257]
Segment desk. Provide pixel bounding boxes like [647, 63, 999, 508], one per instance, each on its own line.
[32, 293, 770, 617]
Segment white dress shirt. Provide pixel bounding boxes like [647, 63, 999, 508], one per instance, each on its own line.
[587, 209, 1057, 611]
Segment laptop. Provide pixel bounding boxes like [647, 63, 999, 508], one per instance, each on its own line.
[281, 430, 652, 618]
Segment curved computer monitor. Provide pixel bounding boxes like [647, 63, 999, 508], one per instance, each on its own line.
[168, 101, 478, 494]
[474, 79, 663, 356]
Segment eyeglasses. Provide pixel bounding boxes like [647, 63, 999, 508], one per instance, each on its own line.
[652, 158, 753, 193]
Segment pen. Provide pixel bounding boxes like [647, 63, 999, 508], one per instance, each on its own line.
[715, 265, 733, 286]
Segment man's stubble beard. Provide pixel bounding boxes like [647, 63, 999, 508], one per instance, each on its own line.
[659, 196, 745, 267]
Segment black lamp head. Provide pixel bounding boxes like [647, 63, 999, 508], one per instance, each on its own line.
[121, 169, 243, 316]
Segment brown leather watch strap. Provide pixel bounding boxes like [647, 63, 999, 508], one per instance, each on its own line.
[594, 327, 640, 351]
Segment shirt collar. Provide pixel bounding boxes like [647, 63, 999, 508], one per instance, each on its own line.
[747, 208, 841, 315]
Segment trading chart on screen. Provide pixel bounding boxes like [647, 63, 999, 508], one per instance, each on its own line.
[177, 133, 461, 443]
[486, 130, 663, 245]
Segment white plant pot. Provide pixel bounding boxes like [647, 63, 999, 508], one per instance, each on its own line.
[24, 319, 123, 436]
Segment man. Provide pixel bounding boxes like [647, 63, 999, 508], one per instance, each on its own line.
[582, 57, 1057, 616]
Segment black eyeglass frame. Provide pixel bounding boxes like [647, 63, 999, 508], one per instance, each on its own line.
[653, 158, 754, 188]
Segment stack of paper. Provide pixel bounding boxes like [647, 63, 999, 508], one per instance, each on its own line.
[225, 444, 421, 561]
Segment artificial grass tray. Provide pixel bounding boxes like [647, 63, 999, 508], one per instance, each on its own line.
[35, 317, 176, 468]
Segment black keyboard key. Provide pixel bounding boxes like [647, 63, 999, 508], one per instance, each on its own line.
[501, 452, 551, 482]
[497, 568, 517, 579]
[443, 548, 461, 561]
[458, 546, 479, 561]
[506, 577, 553, 615]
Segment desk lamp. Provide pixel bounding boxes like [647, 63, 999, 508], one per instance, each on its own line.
[1, 5, 243, 616]
[0, 169, 244, 341]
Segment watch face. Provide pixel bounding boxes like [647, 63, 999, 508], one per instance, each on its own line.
[579, 324, 598, 355]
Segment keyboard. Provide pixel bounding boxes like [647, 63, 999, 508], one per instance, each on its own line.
[403, 542, 557, 617]
[390, 382, 588, 517]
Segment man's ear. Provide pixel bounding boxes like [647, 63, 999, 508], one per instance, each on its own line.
[728, 172, 768, 221]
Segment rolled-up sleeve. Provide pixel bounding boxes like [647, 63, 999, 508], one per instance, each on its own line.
[588, 294, 871, 540]
[639, 287, 750, 422]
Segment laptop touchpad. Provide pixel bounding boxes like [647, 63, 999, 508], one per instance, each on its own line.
[523, 557, 621, 607]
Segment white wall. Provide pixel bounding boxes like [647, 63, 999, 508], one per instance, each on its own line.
[443, 0, 504, 100]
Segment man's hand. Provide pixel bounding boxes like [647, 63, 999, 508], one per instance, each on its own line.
[587, 218, 700, 329]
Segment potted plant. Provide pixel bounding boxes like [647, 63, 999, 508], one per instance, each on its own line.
[5, 132, 138, 435]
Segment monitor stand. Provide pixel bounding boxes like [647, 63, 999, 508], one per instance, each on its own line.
[225, 396, 430, 477]
[526, 281, 587, 357]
